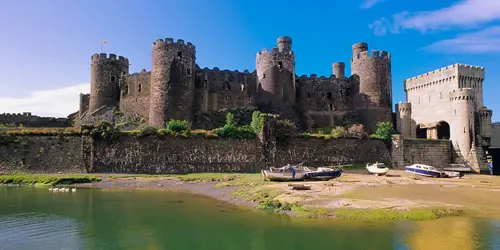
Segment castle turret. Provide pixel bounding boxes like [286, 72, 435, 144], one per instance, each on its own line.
[351, 42, 392, 132]
[256, 36, 295, 106]
[149, 38, 196, 127]
[332, 62, 345, 79]
[88, 53, 129, 113]
[450, 88, 475, 160]
[479, 108, 493, 142]
[396, 102, 412, 139]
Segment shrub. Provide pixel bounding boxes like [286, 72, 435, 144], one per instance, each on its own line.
[370, 121, 396, 140]
[347, 123, 368, 139]
[331, 126, 347, 138]
[166, 120, 188, 133]
[85, 121, 119, 140]
[250, 111, 265, 134]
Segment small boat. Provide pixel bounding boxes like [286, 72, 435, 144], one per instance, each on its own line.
[261, 164, 309, 181]
[303, 167, 343, 181]
[443, 171, 463, 178]
[442, 164, 472, 172]
[405, 164, 442, 178]
[366, 162, 389, 176]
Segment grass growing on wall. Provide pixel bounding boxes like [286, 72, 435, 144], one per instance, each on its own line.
[0, 127, 81, 136]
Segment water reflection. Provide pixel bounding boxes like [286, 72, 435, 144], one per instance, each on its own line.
[0, 187, 498, 250]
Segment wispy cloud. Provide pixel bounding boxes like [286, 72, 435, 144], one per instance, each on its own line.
[0, 83, 89, 118]
[423, 26, 500, 54]
[360, 0, 386, 9]
[370, 0, 500, 35]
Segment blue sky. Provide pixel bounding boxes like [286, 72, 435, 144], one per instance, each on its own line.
[0, 0, 499, 121]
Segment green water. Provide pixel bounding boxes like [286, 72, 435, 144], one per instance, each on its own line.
[0, 187, 498, 250]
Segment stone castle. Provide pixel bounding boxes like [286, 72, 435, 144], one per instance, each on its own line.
[395, 64, 493, 172]
[78, 36, 392, 132]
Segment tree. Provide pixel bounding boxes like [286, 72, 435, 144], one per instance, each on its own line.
[371, 121, 396, 140]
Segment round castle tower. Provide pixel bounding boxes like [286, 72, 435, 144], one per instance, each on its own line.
[149, 38, 196, 127]
[450, 88, 476, 159]
[255, 36, 296, 105]
[332, 62, 345, 79]
[89, 53, 129, 114]
[350, 42, 392, 131]
[396, 102, 412, 139]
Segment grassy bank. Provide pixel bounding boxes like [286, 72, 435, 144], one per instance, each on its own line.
[0, 174, 101, 186]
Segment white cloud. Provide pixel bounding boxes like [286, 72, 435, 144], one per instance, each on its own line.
[0, 83, 90, 118]
[423, 26, 500, 53]
[360, 0, 386, 9]
[370, 0, 500, 34]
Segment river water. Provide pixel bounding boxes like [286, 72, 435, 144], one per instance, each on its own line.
[0, 186, 499, 250]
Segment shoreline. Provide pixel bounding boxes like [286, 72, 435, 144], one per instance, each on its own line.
[3, 169, 500, 221]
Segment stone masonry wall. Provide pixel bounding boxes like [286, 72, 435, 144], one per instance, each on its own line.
[391, 139, 452, 169]
[275, 138, 392, 167]
[0, 133, 454, 174]
[0, 135, 84, 174]
[88, 136, 264, 173]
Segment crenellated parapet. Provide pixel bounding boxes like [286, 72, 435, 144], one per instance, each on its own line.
[450, 88, 475, 101]
[91, 53, 129, 64]
[396, 101, 412, 113]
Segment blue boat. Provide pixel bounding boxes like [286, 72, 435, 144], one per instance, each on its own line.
[405, 164, 442, 178]
[304, 167, 343, 181]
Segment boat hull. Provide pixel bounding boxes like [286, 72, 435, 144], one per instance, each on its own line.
[405, 167, 441, 177]
[262, 170, 306, 181]
[304, 168, 343, 181]
[442, 167, 472, 172]
[366, 167, 389, 175]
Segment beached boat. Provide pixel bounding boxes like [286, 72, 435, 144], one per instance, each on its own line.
[261, 164, 309, 181]
[366, 162, 389, 176]
[443, 171, 463, 178]
[303, 167, 343, 181]
[442, 164, 472, 172]
[405, 164, 443, 178]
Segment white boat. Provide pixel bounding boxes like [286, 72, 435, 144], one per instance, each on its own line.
[262, 165, 343, 182]
[442, 164, 472, 172]
[261, 164, 309, 181]
[366, 162, 389, 176]
[405, 164, 443, 178]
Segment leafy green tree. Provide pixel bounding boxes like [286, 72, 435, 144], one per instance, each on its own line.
[371, 121, 396, 140]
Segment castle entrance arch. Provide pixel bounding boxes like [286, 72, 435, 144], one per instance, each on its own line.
[437, 121, 451, 139]
[416, 124, 428, 139]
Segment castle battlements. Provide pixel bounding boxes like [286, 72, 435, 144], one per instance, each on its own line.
[152, 38, 195, 49]
[396, 102, 412, 111]
[405, 63, 484, 83]
[91, 53, 129, 63]
[353, 50, 390, 60]
[450, 88, 475, 101]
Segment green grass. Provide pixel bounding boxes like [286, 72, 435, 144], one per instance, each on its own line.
[0, 174, 101, 186]
[333, 207, 465, 221]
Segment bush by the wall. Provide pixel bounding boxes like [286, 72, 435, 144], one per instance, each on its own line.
[331, 126, 347, 138]
[166, 120, 188, 133]
[370, 121, 397, 140]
